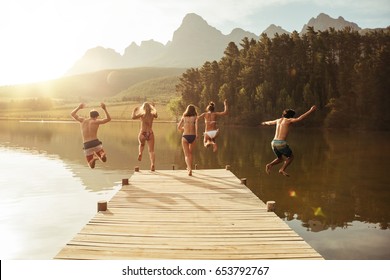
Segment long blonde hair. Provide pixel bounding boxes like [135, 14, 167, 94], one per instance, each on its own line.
[139, 102, 157, 116]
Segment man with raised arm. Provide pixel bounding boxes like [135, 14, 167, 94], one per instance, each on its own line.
[71, 103, 111, 168]
[262, 105, 317, 176]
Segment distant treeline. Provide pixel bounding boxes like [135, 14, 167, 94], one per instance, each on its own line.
[174, 27, 390, 129]
[0, 97, 53, 111]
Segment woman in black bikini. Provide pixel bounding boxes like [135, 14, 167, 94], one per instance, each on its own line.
[177, 104, 198, 176]
[132, 102, 158, 171]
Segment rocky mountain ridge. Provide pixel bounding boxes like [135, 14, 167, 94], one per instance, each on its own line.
[67, 12, 374, 76]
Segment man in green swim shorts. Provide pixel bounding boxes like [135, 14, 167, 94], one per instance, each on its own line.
[261, 105, 317, 176]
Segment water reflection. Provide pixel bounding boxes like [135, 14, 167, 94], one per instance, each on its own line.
[0, 120, 389, 259]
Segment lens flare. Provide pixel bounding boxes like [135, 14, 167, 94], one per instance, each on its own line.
[312, 207, 326, 217]
[289, 190, 296, 197]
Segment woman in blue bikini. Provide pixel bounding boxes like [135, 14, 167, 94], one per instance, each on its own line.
[132, 102, 158, 171]
[198, 99, 228, 152]
[177, 104, 198, 176]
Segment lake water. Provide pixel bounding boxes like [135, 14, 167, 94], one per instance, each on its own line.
[0, 120, 389, 260]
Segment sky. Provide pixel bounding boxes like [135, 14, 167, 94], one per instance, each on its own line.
[0, 0, 389, 86]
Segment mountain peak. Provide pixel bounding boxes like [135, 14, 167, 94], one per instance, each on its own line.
[182, 13, 207, 25]
[66, 12, 371, 75]
[263, 24, 290, 38]
[301, 13, 361, 33]
[171, 13, 223, 45]
[177, 13, 221, 34]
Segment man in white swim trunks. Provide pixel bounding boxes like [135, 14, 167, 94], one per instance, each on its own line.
[198, 99, 228, 152]
[71, 103, 111, 168]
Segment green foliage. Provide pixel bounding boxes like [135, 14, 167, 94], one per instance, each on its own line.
[112, 76, 181, 103]
[174, 28, 390, 129]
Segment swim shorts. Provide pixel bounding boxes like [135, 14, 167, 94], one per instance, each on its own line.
[271, 139, 293, 158]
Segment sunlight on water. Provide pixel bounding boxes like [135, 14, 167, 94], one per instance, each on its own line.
[0, 147, 120, 259]
[0, 121, 389, 259]
[287, 218, 390, 259]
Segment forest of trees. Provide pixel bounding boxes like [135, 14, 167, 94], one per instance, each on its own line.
[173, 27, 390, 130]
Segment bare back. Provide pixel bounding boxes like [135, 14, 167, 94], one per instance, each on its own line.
[203, 112, 218, 131]
[80, 119, 101, 142]
[274, 118, 293, 140]
[139, 113, 156, 133]
[179, 116, 198, 135]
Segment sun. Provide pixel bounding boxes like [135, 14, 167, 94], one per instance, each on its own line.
[0, 2, 86, 86]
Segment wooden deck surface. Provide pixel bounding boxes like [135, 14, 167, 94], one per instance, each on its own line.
[54, 169, 323, 260]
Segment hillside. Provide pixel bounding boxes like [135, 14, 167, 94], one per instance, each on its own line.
[111, 76, 180, 103]
[0, 67, 185, 101]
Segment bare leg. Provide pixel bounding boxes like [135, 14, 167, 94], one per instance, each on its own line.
[211, 131, 219, 152]
[279, 155, 294, 177]
[212, 142, 218, 152]
[86, 154, 98, 169]
[147, 135, 155, 171]
[265, 157, 283, 174]
[182, 139, 192, 175]
[204, 134, 212, 148]
[95, 149, 107, 162]
[138, 133, 145, 161]
[188, 142, 196, 175]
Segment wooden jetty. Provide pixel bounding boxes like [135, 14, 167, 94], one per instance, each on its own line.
[55, 169, 323, 260]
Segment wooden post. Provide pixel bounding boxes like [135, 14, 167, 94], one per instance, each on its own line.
[97, 200, 107, 212]
[225, 165, 231, 170]
[266, 201, 276, 212]
[240, 178, 247, 185]
[134, 166, 140, 172]
[122, 178, 129, 185]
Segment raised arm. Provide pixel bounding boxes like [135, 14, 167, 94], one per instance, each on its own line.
[70, 103, 85, 123]
[98, 102, 111, 124]
[216, 99, 228, 116]
[151, 103, 158, 119]
[131, 106, 140, 120]
[261, 119, 278, 126]
[290, 105, 317, 123]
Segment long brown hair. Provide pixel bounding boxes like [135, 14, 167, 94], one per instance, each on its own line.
[183, 104, 197, 117]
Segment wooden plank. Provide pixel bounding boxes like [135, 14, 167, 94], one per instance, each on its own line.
[54, 169, 323, 260]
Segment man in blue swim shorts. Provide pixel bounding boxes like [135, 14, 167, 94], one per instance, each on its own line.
[261, 105, 317, 176]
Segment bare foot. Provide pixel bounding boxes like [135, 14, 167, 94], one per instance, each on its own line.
[151, 165, 155, 171]
[266, 164, 271, 174]
[95, 151, 106, 162]
[137, 154, 142, 161]
[279, 170, 290, 177]
[188, 169, 192, 176]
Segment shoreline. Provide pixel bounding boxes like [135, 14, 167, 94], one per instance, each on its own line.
[0, 117, 177, 123]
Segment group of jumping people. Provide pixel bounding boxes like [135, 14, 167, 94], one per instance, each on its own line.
[71, 101, 316, 177]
